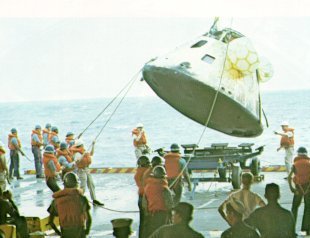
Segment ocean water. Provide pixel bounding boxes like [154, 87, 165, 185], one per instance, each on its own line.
[0, 90, 309, 171]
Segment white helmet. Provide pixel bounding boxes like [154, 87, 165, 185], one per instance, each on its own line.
[281, 121, 289, 126]
[136, 123, 144, 128]
[75, 139, 84, 147]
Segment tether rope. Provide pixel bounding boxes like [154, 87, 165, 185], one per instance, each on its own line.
[77, 70, 140, 140]
[87, 71, 140, 151]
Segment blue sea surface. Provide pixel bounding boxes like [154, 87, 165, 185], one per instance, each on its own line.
[0, 90, 309, 171]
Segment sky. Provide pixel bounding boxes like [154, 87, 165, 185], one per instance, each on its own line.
[0, 0, 310, 102]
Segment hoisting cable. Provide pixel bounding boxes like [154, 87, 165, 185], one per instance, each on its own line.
[77, 70, 141, 139]
[88, 70, 141, 150]
[168, 17, 234, 190]
[86, 70, 141, 152]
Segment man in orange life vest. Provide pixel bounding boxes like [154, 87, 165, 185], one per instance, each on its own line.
[164, 143, 192, 205]
[43, 145, 62, 192]
[65, 132, 75, 146]
[48, 172, 92, 238]
[31, 125, 45, 179]
[132, 123, 150, 159]
[0, 142, 8, 191]
[274, 121, 294, 175]
[8, 128, 25, 180]
[42, 123, 52, 147]
[143, 165, 174, 237]
[134, 156, 151, 238]
[288, 146, 310, 235]
[71, 139, 104, 206]
[57, 142, 75, 179]
[49, 126, 59, 144]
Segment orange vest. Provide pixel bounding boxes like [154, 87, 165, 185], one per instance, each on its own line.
[43, 153, 61, 178]
[293, 156, 310, 185]
[48, 131, 58, 144]
[132, 129, 147, 147]
[144, 177, 169, 213]
[134, 167, 149, 196]
[164, 152, 181, 179]
[31, 130, 43, 147]
[280, 128, 294, 147]
[53, 188, 87, 228]
[8, 134, 21, 151]
[71, 147, 92, 169]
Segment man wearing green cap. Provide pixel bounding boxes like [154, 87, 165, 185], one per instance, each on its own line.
[8, 128, 24, 180]
[164, 143, 192, 205]
[31, 125, 44, 178]
[48, 172, 92, 238]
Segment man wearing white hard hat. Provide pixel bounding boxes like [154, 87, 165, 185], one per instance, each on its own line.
[0, 142, 9, 191]
[132, 123, 150, 159]
[70, 139, 104, 206]
[274, 121, 295, 176]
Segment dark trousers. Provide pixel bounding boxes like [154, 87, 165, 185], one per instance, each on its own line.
[168, 178, 183, 205]
[9, 150, 20, 178]
[292, 184, 310, 233]
[138, 195, 145, 238]
[32, 146, 43, 176]
[145, 211, 169, 237]
[61, 227, 86, 238]
[7, 216, 29, 238]
[46, 177, 61, 192]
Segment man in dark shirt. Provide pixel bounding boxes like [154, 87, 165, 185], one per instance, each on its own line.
[0, 188, 29, 238]
[221, 199, 260, 238]
[149, 202, 204, 238]
[246, 183, 296, 238]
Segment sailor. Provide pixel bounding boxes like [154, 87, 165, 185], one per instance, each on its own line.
[51, 136, 61, 150]
[111, 218, 133, 238]
[274, 121, 294, 175]
[164, 143, 192, 205]
[143, 156, 163, 183]
[42, 123, 52, 147]
[31, 125, 44, 178]
[134, 156, 151, 238]
[0, 188, 29, 238]
[0, 142, 9, 191]
[70, 139, 104, 206]
[132, 123, 150, 159]
[65, 132, 75, 146]
[288, 146, 310, 235]
[218, 172, 265, 222]
[221, 199, 260, 238]
[49, 126, 59, 144]
[56, 142, 75, 179]
[8, 128, 24, 180]
[48, 172, 92, 238]
[43, 145, 62, 192]
[149, 202, 204, 238]
[143, 165, 174, 237]
[245, 183, 296, 238]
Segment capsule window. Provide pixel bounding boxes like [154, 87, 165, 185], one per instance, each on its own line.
[191, 40, 208, 48]
[201, 54, 215, 64]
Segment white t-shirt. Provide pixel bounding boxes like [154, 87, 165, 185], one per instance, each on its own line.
[224, 189, 265, 218]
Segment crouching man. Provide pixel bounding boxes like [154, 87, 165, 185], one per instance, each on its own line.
[48, 172, 92, 238]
